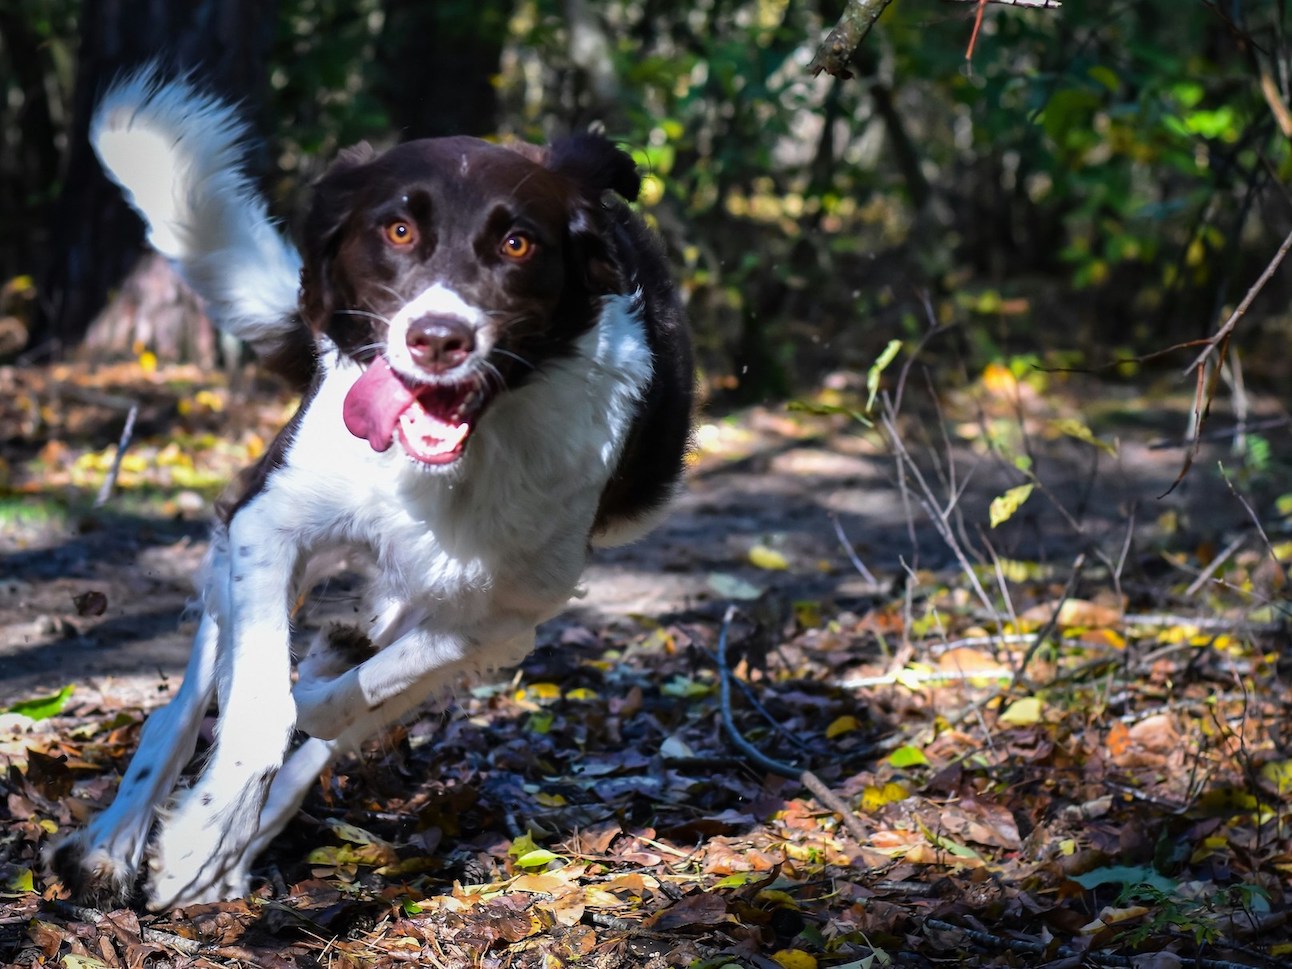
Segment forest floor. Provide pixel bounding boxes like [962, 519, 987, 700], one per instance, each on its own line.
[0, 354, 1290, 968]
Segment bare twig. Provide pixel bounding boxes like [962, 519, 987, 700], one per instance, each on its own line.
[1012, 552, 1086, 688]
[94, 402, 139, 507]
[879, 401, 998, 619]
[1147, 415, 1290, 450]
[839, 666, 1011, 690]
[1184, 533, 1247, 597]
[830, 512, 879, 585]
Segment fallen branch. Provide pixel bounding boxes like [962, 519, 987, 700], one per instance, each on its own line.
[715, 606, 872, 846]
[49, 900, 201, 956]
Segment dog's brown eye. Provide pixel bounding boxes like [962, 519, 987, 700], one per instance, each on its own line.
[385, 221, 415, 246]
[501, 232, 534, 260]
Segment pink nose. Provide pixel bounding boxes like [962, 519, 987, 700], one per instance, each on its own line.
[406, 315, 475, 372]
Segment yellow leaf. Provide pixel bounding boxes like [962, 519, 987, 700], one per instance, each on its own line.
[826, 715, 860, 739]
[989, 483, 1034, 528]
[564, 687, 599, 702]
[2, 867, 33, 895]
[998, 696, 1043, 726]
[895, 664, 933, 691]
[1261, 759, 1292, 796]
[748, 544, 790, 570]
[535, 791, 568, 807]
[793, 599, 822, 628]
[757, 889, 800, 908]
[772, 949, 818, 969]
[138, 350, 158, 373]
[1049, 418, 1117, 456]
[980, 362, 1018, 397]
[517, 682, 561, 703]
[195, 389, 224, 412]
[860, 782, 909, 812]
[1080, 905, 1149, 934]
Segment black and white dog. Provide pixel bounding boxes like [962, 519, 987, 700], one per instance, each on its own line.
[51, 70, 692, 909]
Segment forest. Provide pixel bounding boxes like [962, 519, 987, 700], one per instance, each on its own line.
[1, 0, 1291, 966]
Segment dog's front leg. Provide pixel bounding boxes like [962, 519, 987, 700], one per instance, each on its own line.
[294, 615, 537, 741]
[50, 612, 219, 905]
[146, 514, 299, 909]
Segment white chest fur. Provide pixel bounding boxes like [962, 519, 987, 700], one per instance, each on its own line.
[256, 294, 652, 627]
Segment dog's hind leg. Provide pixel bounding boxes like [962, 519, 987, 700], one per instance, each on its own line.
[49, 612, 219, 905]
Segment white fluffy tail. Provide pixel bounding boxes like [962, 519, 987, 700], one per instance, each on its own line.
[92, 68, 302, 358]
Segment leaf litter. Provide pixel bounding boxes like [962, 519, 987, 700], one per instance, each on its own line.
[0, 358, 1290, 967]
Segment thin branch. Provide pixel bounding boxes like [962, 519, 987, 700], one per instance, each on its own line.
[830, 512, 880, 586]
[1185, 225, 1292, 375]
[1012, 551, 1086, 688]
[94, 402, 139, 507]
[1185, 533, 1247, 597]
[879, 401, 999, 620]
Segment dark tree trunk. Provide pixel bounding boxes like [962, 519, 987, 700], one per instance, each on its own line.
[29, 0, 278, 357]
[374, 0, 510, 139]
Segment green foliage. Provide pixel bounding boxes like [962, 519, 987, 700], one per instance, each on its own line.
[5, 0, 1291, 391]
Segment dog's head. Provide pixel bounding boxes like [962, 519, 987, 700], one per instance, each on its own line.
[300, 133, 641, 467]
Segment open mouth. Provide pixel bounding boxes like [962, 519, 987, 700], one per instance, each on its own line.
[342, 357, 487, 465]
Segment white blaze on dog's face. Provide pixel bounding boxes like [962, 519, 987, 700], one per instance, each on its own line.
[300, 136, 636, 468]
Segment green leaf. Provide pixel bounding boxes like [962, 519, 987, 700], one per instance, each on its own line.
[989, 484, 1034, 528]
[5, 685, 74, 721]
[888, 745, 929, 768]
[2, 867, 34, 896]
[1070, 864, 1177, 894]
[866, 340, 903, 412]
[707, 572, 764, 600]
[515, 848, 560, 869]
[916, 819, 982, 860]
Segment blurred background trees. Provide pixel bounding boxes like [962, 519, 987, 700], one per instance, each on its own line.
[2, 0, 1291, 403]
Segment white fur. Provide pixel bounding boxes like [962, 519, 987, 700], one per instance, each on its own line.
[92, 67, 301, 354]
[60, 75, 664, 910]
[384, 283, 489, 380]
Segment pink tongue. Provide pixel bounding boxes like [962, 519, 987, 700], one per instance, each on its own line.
[343, 357, 415, 452]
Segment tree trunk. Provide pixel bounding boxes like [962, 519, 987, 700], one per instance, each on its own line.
[30, 0, 278, 358]
[374, 0, 510, 139]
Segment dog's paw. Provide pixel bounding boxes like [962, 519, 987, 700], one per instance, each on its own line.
[47, 833, 140, 907]
[144, 783, 264, 909]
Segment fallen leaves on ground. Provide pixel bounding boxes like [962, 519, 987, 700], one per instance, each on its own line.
[0, 361, 1290, 967]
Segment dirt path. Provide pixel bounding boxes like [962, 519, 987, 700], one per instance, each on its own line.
[0, 390, 1244, 707]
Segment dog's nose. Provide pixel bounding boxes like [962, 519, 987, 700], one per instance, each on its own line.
[406, 315, 475, 372]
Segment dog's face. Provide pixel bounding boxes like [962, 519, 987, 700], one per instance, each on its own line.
[301, 135, 640, 466]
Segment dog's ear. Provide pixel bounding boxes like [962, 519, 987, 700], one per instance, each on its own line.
[535, 134, 642, 295]
[300, 142, 377, 329]
[545, 132, 641, 203]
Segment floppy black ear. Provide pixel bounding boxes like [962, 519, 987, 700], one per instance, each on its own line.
[300, 141, 377, 329]
[546, 132, 641, 203]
